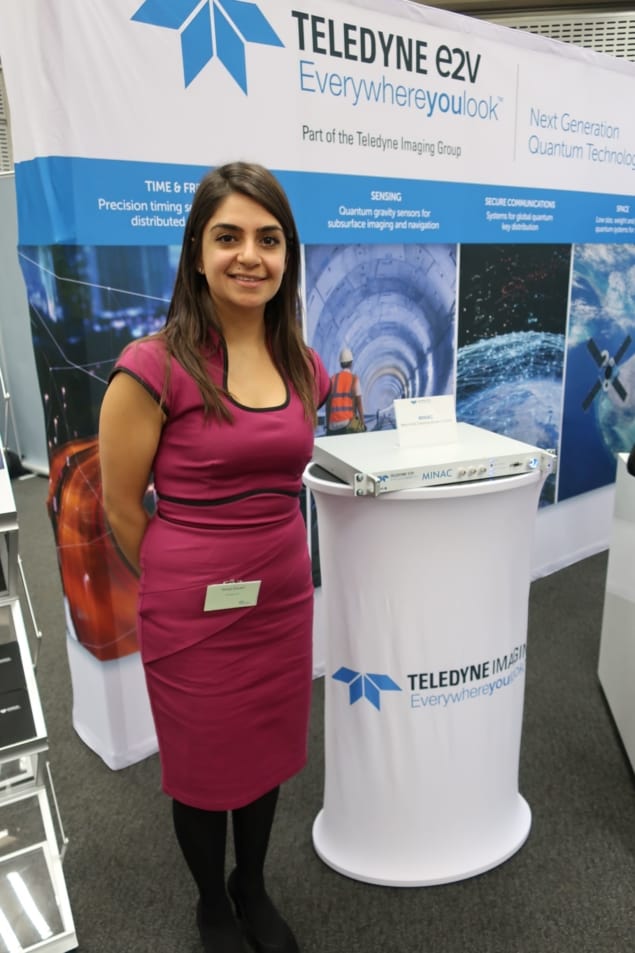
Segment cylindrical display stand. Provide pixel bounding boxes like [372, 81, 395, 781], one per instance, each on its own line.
[598, 453, 635, 772]
[304, 464, 544, 886]
[65, 631, 158, 770]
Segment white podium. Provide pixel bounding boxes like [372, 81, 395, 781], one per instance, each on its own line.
[65, 630, 158, 770]
[598, 453, 635, 772]
[304, 460, 544, 886]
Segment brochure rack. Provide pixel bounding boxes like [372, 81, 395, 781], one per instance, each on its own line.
[0, 440, 77, 952]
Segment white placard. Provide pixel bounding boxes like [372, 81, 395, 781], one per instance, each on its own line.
[394, 396, 457, 447]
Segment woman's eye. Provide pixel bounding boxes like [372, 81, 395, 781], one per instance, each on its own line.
[217, 233, 236, 244]
[261, 236, 280, 247]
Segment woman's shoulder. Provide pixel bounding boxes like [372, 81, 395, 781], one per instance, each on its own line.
[111, 334, 170, 392]
[117, 333, 166, 363]
[306, 347, 330, 405]
[305, 346, 325, 372]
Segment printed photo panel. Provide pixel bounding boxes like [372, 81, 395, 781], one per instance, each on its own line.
[559, 243, 635, 501]
[456, 243, 572, 504]
[304, 243, 457, 434]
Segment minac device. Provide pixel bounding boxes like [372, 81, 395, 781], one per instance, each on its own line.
[312, 423, 556, 496]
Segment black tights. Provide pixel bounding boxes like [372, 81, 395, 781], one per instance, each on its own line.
[172, 786, 280, 922]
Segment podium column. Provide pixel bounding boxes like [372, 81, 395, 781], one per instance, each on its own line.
[598, 453, 635, 771]
[304, 464, 543, 886]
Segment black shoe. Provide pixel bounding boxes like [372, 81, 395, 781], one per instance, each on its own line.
[227, 869, 299, 953]
[196, 899, 250, 953]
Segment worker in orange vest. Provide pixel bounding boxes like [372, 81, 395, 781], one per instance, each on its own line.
[325, 347, 366, 435]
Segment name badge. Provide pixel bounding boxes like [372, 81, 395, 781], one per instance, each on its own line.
[204, 581, 261, 612]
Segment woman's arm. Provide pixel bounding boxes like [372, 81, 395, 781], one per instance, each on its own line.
[99, 372, 165, 574]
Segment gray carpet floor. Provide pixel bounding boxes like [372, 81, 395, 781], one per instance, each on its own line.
[9, 473, 635, 953]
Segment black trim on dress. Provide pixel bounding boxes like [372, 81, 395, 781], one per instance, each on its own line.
[110, 368, 169, 415]
[159, 488, 301, 507]
[219, 339, 291, 412]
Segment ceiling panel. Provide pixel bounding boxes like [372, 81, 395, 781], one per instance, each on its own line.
[412, 1, 635, 13]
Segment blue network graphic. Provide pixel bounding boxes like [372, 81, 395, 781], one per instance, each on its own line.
[19, 244, 175, 447]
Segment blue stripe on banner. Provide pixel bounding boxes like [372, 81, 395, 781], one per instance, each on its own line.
[14, 156, 635, 246]
[15, 157, 209, 246]
[15, 157, 77, 244]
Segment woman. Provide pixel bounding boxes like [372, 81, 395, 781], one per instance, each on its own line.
[99, 162, 330, 953]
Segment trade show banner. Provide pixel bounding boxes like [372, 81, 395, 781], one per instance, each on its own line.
[7, 1, 635, 244]
[0, 0, 634, 668]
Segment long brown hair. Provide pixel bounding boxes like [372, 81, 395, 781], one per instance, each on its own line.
[159, 161, 317, 421]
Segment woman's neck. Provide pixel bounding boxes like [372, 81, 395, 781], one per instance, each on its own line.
[216, 308, 267, 347]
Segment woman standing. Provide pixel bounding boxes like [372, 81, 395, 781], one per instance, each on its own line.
[99, 162, 330, 953]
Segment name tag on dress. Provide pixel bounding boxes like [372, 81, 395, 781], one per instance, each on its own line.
[204, 581, 261, 611]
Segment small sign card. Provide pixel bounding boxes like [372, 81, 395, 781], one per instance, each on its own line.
[204, 581, 261, 611]
[394, 396, 458, 447]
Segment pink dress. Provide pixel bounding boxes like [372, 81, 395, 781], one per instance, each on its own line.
[113, 336, 330, 809]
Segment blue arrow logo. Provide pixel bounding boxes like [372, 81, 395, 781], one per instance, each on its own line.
[333, 667, 401, 711]
[131, 0, 284, 91]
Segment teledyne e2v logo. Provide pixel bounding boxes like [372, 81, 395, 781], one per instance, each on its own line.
[131, 0, 283, 91]
[333, 668, 402, 711]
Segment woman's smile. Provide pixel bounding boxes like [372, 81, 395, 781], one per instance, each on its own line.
[199, 192, 287, 321]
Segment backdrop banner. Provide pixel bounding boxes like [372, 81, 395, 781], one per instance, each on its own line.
[4, 2, 635, 246]
[0, 0, 634, 764]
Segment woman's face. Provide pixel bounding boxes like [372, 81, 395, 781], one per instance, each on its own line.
[198, 191, 287, 323]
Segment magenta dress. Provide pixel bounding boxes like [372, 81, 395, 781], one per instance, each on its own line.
[113, 336, 330, 810]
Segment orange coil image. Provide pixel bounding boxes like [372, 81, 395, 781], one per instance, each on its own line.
[47, 437, 144, 661]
